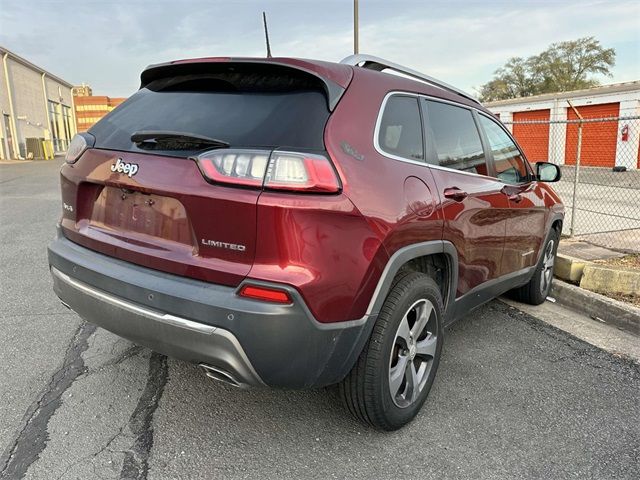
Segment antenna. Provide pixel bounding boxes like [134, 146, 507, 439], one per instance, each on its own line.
[353, 0, 359, 54]
[262, 11, 272, 58]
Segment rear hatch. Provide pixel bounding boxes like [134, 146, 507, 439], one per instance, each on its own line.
[59, 60, 351, 286]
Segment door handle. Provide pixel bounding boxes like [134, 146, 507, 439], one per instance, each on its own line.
[501, 185, 523, 203]
[443, 187, 468, 202]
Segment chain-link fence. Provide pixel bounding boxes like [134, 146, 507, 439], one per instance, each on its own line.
[503, 113, 640, 253]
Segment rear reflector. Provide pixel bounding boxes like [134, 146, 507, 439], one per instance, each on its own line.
[238, 284, 292, 304]
[194, 148, 340, 193]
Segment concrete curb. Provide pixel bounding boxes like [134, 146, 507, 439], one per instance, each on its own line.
[555, 254, 586, 283]
[550, 279, 640, 336]
[580, 263, 640, 296]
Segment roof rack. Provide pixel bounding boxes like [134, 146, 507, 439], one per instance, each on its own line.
[340, 54, 480, 105]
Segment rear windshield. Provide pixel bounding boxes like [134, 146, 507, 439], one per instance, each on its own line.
[90, 76, 330, 155]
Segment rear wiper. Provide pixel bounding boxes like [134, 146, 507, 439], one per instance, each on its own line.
[131, 130, 230, 150]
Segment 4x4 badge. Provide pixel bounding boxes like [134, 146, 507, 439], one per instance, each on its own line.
[341, 141, 364, 161]
[110, 158, 139, 178]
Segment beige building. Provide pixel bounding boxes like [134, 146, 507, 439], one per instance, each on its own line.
[72, 83, 93, 97]
[1, 46, 77, 160]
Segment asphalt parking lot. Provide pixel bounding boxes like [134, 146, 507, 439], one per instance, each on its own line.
[1, 160, 639, 480]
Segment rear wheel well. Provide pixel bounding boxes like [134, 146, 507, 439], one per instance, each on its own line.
[396, 254, 450, 309]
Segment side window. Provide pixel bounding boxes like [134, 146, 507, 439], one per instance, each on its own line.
[425, 100, 487, 175]
[478, 115, 531, 185]
[377, 95, 424, 161]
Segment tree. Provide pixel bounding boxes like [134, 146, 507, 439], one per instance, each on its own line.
[479, 37, 615, 102]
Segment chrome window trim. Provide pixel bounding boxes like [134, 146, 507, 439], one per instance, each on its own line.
[373, 91, 499, 181]
[373, 93, 426, 165]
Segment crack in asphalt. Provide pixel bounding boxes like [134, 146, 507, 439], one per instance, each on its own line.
[29, 341, 157, 479]
[84, 344, 144, 374]
[53, 423, 128, 480]
[0, 322, 97, 480]
[0, 316, 167, 480]
[0, 175, 25, 185]
[119, 352, 168, 480]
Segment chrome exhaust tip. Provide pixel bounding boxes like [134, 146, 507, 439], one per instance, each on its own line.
[199, 363, 243, 388]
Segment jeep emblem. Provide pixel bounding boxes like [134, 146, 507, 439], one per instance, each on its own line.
[110, 158, 139, 178]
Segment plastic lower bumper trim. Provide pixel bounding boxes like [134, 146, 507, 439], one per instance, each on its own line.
[51, 266, 265, 387]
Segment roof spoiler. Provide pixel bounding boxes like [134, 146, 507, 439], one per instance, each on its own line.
[140, 59, 348, 111]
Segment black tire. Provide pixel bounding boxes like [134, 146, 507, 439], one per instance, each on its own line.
[509, 228, 560, 305]
[339, 271, 444, 431]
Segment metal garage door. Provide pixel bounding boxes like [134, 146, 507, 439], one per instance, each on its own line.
[513, 109, 550, 162]
[565, 103, 620, 167]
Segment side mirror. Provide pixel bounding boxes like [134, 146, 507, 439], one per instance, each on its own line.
[536, 162, 561, 182]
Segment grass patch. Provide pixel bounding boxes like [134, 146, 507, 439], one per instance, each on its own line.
[593, 254, 640, 270]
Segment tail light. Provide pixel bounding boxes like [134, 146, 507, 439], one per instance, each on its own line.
[194, 149, 340, 193]
[196, 150, 269, 188]
[65, 132, 95, 164]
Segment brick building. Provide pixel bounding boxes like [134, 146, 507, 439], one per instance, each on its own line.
[74, 92, 126, 132]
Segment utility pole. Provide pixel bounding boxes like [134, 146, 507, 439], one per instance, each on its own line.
[353, 0, 359, 54]
[263, 11, 272, 58]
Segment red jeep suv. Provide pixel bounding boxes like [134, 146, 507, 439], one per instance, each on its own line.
[48, 54, 563, 430]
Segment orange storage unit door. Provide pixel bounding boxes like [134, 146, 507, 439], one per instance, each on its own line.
[512, 110, 550, 162]
[565, 103, 620, 168]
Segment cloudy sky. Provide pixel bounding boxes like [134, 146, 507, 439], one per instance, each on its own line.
[1, 0, 638, 98]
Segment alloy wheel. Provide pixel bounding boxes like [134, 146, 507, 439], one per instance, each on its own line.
[540, 239, 555, 294]
[388, 298, 438, 408]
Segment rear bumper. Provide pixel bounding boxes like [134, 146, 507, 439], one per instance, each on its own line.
[51, 266, 264, 387]
[48, 231, 376, 388]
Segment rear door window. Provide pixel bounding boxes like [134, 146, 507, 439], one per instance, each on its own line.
[424, 100, 488, 175]
[89, 76, 330, 156]
[377, 95, 424, 161]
